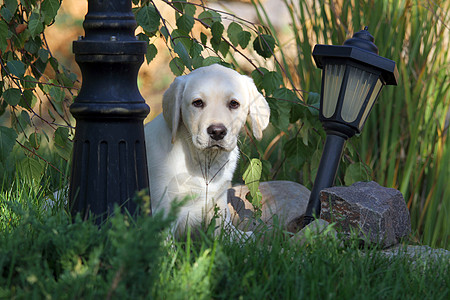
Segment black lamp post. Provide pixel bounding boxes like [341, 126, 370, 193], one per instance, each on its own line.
[302, 27, 399, 227]
[69, 0, 150, 222]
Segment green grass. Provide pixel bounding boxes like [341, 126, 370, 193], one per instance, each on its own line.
[1, 178, 449, 299]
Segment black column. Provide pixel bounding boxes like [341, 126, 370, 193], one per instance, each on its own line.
[69, 0, 150, 221]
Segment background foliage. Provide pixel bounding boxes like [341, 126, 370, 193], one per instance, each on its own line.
[0, 0, 448, 250]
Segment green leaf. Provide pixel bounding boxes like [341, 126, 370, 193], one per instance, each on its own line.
[0, 126, 18, 161]
[48, 108, 56, 122]
[189, 42, 203, 58]
[7, 60, 26, 78]
[160, 26, 169, 40]
[19, 157, 45, 182]
[272, 91, 299, 127]
[251, 67, 269, 90]
[54, 127, 69, 147]
[198, 11, 216, 27]
[227, 22, 243, 47]
[146, 43, 158, 64]
[28, 19, 43, 38]
[273, 87, 297, 100]
[22, 75, 37, 89]
[0, 7, 14, 23]
[253, 34, 276, 58]
[192, 56, 204, 69]
[202, 56, 221, 67]
[0, 101, 7, 117]
[290, 101, 306, 124]
[184, 3, 196, 16]
[262, 72, 283, 96]
[238, 31, 251, 48]
[170, 29, 192, 51]
[4, 0, 18, 13]
[49, 57, 59, 72]
[24, 36, 40, 54]
[54, 127, 72, 161]
[49, 86, 64, 102]
[242, 158, 263, 211]
[57, 69, 75, 88]
[284, 137, 308, 170]
[136, 4, 160, 34]
[136, 32, 149, 42]
[267, 96, 291, 132]
[307, 92, 320, 116]
[176, 14, 194, 33]
[41, 0, 60, 25]
[218, 41, 229, 57]
[344, 162, 371, 186]
[3, 88, 21, 106]
[211, 21, 224, 44]
[243, 159, 262, 192]
[38, 48, 49, 63]
[29, 132, 41, 150]
[32, 56, 47, 78]
[245, 188, 262, 213]
[169, 57, 185, 76]
[209, 11, 222, 23]
[17, 110, 31, 128]
[20, 89, 37, 108]
[0, 21, 8, 52]
[172, 0, 186, 12]
[174, 42, 192, 71]
[200, 32, 207, 46]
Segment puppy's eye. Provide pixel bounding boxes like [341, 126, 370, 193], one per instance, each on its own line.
[192, 99, 204, 108]
[229, 100, 240, 109]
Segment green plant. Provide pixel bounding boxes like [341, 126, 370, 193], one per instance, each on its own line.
[0, 182, 175, 298]
[0, 0, 74, 185]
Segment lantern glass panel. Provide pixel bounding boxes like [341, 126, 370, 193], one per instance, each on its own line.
[358, 78, 383, 129]
[323, 64, 346, 118]
[341, 66, 379, 123]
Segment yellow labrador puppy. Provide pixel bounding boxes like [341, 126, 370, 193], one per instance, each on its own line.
[144, 64, 270, 239]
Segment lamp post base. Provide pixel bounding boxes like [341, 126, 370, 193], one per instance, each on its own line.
[69, 0, 150, 223]
[302, 133, 347, 228]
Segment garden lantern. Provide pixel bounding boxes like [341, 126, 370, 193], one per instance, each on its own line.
[302, 27, 399, 227]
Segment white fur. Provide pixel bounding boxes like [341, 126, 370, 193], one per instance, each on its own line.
[144, 64, 270, 239]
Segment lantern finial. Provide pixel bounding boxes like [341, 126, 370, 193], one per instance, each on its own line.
[343, 27, 378, 54]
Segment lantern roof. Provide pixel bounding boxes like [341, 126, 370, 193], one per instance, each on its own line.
[312, 28, 399, 86]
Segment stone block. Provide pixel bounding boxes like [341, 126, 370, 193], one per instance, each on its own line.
[320, 181, 411, 248]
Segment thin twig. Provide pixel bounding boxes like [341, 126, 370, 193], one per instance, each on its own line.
[16, 140, 66, 176]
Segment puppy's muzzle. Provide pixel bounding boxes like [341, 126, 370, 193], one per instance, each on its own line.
[207, 124, 227, 141]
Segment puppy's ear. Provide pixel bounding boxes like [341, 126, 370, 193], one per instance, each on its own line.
[163, 76, 186, 143]
[245, 76, 270, 140]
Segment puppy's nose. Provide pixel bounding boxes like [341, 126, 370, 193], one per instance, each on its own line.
[207, 124, 227, 140]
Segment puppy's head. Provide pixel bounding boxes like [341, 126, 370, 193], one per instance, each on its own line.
[163, 64, 270, 151]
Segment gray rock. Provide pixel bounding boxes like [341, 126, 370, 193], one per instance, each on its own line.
[228, 181, 310, 232]
[380, 244, 450, 263]
[320, 181, 411, 248]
